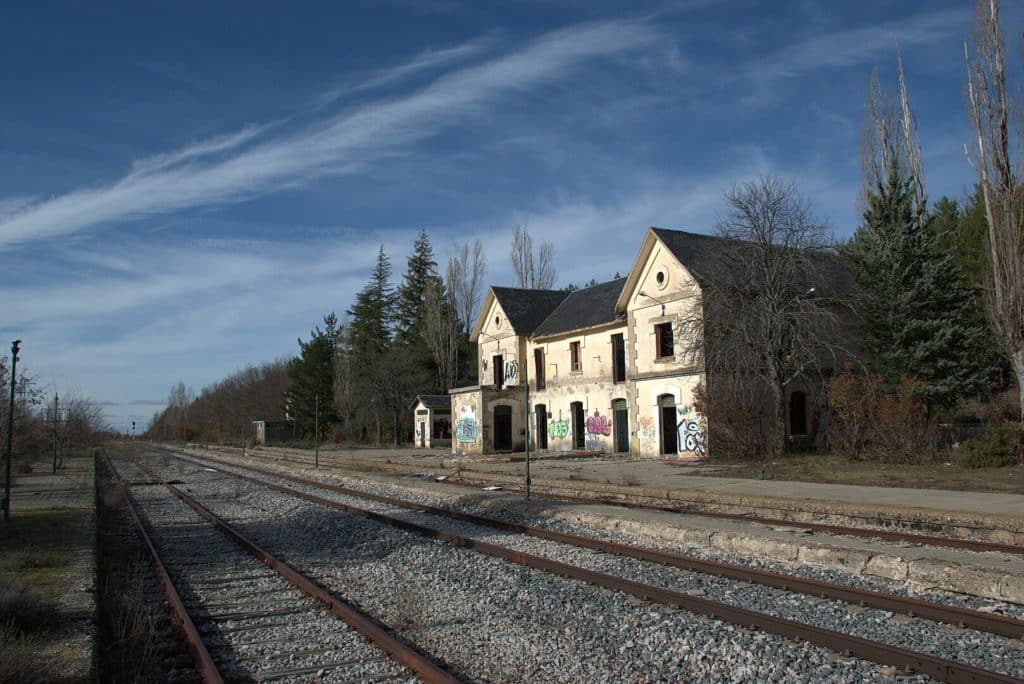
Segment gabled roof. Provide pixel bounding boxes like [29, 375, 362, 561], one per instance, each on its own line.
[532, 278, 627, 339]
[617, 227, 858, 311]
[471, 286, 568, 339]
[411, 394, 451, 410]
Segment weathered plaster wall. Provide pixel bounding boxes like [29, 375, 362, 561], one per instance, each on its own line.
[477, 298, 525, 388]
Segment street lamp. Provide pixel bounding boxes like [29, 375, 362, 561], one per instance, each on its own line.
[638, 289, 667, 316]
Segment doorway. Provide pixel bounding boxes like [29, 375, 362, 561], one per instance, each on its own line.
[789, 391, 807, 436]
[535, 404, 548, 450]
[613, 399, 629, 453]
[570, 401, 585, 450]
[493, 405, 512, 451]
[658, 394, 678, 455]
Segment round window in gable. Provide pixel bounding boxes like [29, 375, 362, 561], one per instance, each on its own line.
[494, 315, 501, 329]
[655, 267, 669, 290]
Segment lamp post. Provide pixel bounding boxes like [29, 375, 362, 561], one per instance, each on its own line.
[314, 393, 319, 469]
[3, 340, 22, 523]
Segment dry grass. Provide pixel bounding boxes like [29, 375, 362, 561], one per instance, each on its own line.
[691, 454, 1024, 493]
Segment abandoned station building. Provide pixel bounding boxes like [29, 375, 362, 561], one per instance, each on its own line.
[448, 227, 847, 460]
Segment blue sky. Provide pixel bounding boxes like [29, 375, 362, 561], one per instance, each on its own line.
[0, 1, 1011, 432]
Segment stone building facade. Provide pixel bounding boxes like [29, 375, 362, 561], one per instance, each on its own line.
[450, 227, 849, 459]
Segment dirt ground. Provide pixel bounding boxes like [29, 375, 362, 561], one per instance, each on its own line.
[684, 454, 1024, 494]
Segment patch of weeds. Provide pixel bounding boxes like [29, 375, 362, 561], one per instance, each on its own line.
[0, 619, 59, 684]
[0, 578, 59, 633]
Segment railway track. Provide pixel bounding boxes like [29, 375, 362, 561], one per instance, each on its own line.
[104, 455, 460, 683]
[140, 444, 1024, 683]
[181, 442, 1023, 556]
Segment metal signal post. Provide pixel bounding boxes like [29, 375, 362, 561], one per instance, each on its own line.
[3, 340, 22, 523]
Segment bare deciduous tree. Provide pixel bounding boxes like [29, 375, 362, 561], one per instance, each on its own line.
[509, 221, 556, 289]
[965, 0, 1024, 426]
[422, 276, 459, 391]
[446, 238, 486, 334]
[681, 176, 848, 458]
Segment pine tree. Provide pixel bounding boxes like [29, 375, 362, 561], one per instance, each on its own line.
[347, 246, 395, 361]
[284, 314, 339, 440]
[845, 161, 1000, 408]
[395, 229, 437, 345]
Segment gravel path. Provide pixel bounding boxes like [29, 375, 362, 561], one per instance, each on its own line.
[137, 452, 943, 683]
[112, 458, 418, 683]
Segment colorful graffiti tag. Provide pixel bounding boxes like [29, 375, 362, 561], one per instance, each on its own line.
[637, 415, 657, 451]
[548, 419, 569, 440]
[504, 359, 519, 384]
[585, 410, 611, 436]
[677, 418, 706, 456]
[455, 406, 478, 443]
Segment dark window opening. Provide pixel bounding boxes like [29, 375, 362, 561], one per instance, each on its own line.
[570, 341, 581, 372]
[493, 354, 503, 389]
[655, 322, 674, 358]
[534, 348, 545, 390]
[611, 333, 626, 382]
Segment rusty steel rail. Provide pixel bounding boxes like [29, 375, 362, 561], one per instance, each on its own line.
[158, 451, 1020, 684]
[129, 458, 462, 684]
[103, 457, 225, 684]
[161, 442, 1024, 557]
[164, 450, 1024, 641]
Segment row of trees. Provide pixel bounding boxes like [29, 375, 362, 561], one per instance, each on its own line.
[0, 356, 112, 468]
[146, 221, 559, 447]
[147, 360, 291, 443]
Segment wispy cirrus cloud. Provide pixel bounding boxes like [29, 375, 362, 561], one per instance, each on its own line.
[744, 8, 966, 83]
[0, 19, 659, 251]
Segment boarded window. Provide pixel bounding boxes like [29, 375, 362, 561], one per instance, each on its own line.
[534, 348, 546, 389]
[655, 322, 674, 358]
[611, 333, 626, 382]
[570, 341, 581, 372]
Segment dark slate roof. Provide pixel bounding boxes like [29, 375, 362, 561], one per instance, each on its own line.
[532, 278, 628, 338]
[490, 287, 568, 334]
[650, 228, 858, 297]
[415, 395, 451, 410]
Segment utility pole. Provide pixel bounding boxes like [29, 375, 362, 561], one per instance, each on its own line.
[51, 393, 59, 474]
[523, 359, 531, 501]
[314, 394, 320, 469]
[4, 340, 22, 523]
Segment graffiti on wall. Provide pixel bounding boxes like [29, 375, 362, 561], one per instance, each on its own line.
[638, 416, 657, 450]
[455, 406, 478, 443]
[585, 410, 611, 436]
[504, 359, 519, 384]
[548, 419, 569, 440]
[676, 406, 706, 456]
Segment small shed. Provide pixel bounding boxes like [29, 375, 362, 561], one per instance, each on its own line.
[252, 420, 295, 445]
[411, 395, 452, 449]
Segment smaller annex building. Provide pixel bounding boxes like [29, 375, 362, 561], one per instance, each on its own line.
[411, 395, 452, 449]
